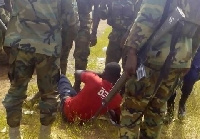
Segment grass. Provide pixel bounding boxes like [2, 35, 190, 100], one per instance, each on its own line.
[0, 27, 200, 138]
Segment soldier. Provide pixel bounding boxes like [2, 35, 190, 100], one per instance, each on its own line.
[73, 0, 94, 91]
[165, 46, 200, 123]
[2, 0, 77, 139]
[60, 0, 79, 75]
[91, 0, 143, 69]
[120, 0, 200, 138]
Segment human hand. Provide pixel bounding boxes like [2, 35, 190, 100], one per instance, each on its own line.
[124, 47, 137, 77]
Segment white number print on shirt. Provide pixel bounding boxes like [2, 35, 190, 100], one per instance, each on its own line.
[97, 87, 109, 99]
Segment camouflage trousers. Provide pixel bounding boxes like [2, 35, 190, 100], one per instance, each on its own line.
[60, 29, 75, 75]
[105, 41, 126, 68]
[105, 30, 127, 69]
[2, 48, 60, 127]
[74, 16, 91, 71]
[119, 65, 188, 139]
[74, 0, 92, 71]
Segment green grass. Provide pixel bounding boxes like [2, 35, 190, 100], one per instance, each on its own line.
[87, 27, 111, 72]
[1, 27, 200, 138]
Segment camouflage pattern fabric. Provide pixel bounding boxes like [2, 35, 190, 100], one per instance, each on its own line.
[0, 2, 10, 63]
[2, 0, 76, 127]
[120, 66, 188, 138]
[125, 0, 196, 69]
[60, 0, 79, 75]
[105, 28, 127, 66]
[4, 0, 77, 57]
[60, 28, 76, 75]
[105, 0, 141, 30]
[74, 0, 93, 71]
[2, 49, 60, 127]
[99, 0, 142, 67]
[120, 0, 198, 138]
[0, 1, 11, 51]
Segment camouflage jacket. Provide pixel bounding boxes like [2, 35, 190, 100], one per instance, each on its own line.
[99, 0, 142, 31]
[0, 8, 10, 25]
[125, 0, 197, 68]
[4, 0, 77, 57]
[0, 0, 11, 25]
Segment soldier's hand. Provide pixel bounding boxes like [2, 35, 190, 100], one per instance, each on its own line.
[90, 33, 97, 47]
[125, 47, 137, 77]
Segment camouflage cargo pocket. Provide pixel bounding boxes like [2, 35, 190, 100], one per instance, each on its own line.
[125, 76, 146, 97]
[125, 66, 154, 98]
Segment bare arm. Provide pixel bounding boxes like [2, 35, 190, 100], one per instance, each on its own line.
[74, 70, 102, 82]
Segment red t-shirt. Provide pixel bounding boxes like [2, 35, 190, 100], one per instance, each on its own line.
[63, 72, 122, 122]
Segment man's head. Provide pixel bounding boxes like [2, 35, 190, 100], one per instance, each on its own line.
[102, 62, 121, 84]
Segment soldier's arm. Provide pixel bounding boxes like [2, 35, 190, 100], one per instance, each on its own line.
[124, 0, 166, 75]
[125, 0, 166, 51]
[74, 70, 102, 83]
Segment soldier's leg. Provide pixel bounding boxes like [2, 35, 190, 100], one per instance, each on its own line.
[140, 69, 186, 138]
[120, 68, 154, 139]
[36, 55, 60, 125]
[73, 31, 90, 91]
[60, 30, 74, 75]
[35, 54, 60, 138]
[178, 67, 199, 119]
[73, 0, 92, 91]
[164, 73, 182, 124]
[105, 41, 122, 65]
[164, 92, 176, 124]
[2, 49, 35, 137]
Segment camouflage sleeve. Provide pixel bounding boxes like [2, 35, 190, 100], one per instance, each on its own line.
[125, 0, 166, 50]
[0, 7, 10, 24]
[61, 0, 77, 28]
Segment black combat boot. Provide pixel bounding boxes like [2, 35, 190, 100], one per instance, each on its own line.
[164, 92, 176, 124]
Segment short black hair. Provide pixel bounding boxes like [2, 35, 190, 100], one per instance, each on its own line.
[104, 62, 121, 83]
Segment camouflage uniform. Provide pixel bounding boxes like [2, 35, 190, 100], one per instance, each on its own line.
[97, 0, 142, 68]
[2, 0, 77, 127]
[73, 0, 93, 90]
[120, 0, 198, 138]
[0, 0, 10, 63]
[60, 0, 79, 75]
